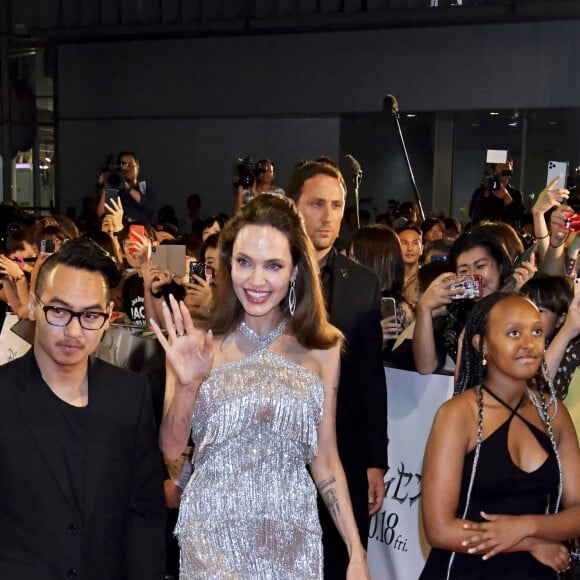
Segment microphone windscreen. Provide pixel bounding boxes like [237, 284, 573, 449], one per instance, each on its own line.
[384, 94, 399, 113]
[345, 154, 361, 173]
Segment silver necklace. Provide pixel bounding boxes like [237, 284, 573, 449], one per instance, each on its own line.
[238, 319, 287, 349]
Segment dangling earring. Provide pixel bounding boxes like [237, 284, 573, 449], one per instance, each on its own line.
[482, 356, 487, 367]
[288, 279, 296, 317]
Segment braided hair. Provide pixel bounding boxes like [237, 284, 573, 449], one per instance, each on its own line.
[455, 292, 516, 394]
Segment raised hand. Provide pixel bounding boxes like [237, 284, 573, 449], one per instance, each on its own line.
[142, 264, 172, 297]
[103, 195, 124, 232]
[417, 272, 464, 316]
[0, 255, 25, 280]
[380, 314, 401, 343]
[549, 205, 572, 248]
[124, 230, 151, 267]
[183, 276, 213, 314]
[533, 176, 570, 215]
[511, 258, 536, 291]
[150, 294, 213, 390]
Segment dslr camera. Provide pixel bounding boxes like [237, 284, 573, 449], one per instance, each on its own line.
[100, 154, 125, 192]
[482, 167, 512, 192]
[232, 156, 269, 189]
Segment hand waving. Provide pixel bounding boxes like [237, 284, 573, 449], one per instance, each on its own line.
[150, 294, 213, 390]
[103, 195, 124, 232]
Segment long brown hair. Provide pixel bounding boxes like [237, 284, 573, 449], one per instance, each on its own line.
[198, 194, 342, 350]
[346, 224, 404, 299]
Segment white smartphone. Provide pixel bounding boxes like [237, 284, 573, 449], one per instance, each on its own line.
[547, 160, 568, 190]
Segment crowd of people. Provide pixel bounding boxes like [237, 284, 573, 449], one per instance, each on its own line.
[1, 151, 580, 579]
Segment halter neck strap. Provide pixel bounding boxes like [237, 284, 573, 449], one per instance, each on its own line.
[481, 384, 526, 417]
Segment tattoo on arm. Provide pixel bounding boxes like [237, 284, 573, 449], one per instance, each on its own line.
[317, 476, 340, 518]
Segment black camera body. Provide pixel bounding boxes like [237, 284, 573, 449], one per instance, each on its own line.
[482, 168, 512, 192]
[232, 157, 270, 189]
[100, 154, 125, 191]
[482, 173, 500, 192]
[233, 156, 258, 188]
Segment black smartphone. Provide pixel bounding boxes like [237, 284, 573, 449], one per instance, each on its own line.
[189, 262, 215, 284]
[513, 240, 540, 268]
[40, 239, 55, 254]
[104, 189, 120, 210]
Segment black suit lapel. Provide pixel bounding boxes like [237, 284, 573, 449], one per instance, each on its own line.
[16, 353, 82, 519]
[328, 254, 353, 329]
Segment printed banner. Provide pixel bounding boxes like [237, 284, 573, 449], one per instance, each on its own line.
[367, 368, 454, 579]
[0, 314, 32, 365]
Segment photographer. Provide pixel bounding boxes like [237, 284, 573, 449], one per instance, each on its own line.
[97, 151, 156, 224]
[233, 158, 285, 212]
[469, 158, 525, 227]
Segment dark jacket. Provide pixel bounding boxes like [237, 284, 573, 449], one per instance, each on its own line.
[0, 352, 165, 580]
[318, 249, 388, 578]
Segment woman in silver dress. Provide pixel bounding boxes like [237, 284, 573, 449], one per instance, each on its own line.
[151, 194, 370, 579]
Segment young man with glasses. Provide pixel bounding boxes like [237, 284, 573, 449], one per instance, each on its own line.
[0, 238, 165, 579]
[97, 151, 156, 224]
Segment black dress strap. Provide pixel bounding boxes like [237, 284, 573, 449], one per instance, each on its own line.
[481, 384, 526, 420]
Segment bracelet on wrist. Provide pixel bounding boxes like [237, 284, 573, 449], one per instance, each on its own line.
[534, 233, 549, 240]
[550, 237, 567, 249]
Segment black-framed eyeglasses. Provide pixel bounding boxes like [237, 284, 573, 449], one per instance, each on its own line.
[36, 298, 110, 330]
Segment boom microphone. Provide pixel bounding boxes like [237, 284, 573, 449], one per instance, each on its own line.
[345, 154, 362, 174]
[384, 94, 399, 115]
[383, 92, 425, 220]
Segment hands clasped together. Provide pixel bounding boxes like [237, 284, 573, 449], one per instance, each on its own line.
[460, 511, 571, 574]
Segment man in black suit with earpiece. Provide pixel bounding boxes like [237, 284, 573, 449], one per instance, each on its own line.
[289, 160, 388, 579]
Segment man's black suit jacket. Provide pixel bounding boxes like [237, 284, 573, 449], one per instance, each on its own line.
[318, 249, 388, 576]
[0, 351, 166, 580]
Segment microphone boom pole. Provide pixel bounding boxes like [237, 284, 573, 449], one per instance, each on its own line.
[384, 94, 425, 221]
[345, 154, 362, 229]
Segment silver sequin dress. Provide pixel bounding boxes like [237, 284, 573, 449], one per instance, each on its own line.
[175, 347, 325, 579]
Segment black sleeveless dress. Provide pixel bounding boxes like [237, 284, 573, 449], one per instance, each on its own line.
[420, 388, 559, 580]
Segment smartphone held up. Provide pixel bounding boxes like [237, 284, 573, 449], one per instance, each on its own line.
[381, 296, 397, 320]
[189, 262, 215, 285]
[448, 275, 483, 300]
